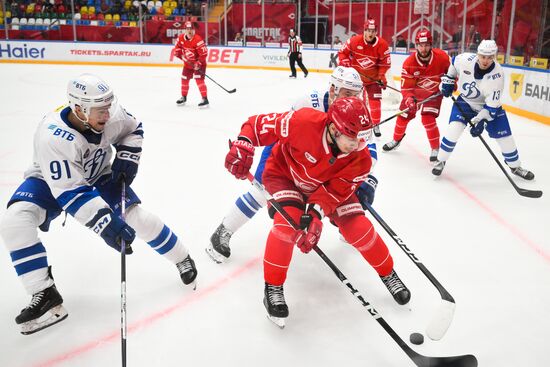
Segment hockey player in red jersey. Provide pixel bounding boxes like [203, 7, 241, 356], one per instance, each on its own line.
[224, 97, 410, 327]
[173, 21, 209, 107]
[338, 19, 391, 138]
[383, 30, 451, 162]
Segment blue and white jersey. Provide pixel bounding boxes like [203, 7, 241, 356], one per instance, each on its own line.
[291, 89, 330, 112]
[447, 53, 504, 115]
[23, 104, 143, 226]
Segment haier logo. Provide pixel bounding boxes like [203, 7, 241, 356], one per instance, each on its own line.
[0, 43, 46, 59]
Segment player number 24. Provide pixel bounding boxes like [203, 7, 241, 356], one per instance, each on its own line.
[50, 160, 72, 180]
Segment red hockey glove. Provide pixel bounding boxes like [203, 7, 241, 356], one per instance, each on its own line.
[225, 139, 255, 180]
[378, 74, 387, 90]
[404, 96, 417, 117]
[194, 61, 202, 70]
[340, 59, 351, 67]
[173, 49, 182, 60]
[295, 206, 324, 254]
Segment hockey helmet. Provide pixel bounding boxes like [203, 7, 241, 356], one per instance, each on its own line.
[477, 40, 498, 56]
[67, 73, 114, 121]
[415, 30, 432, 45]
[330, 66, 363, 95]
[364, 19, 376, 31]
[328, 96, 372, 139]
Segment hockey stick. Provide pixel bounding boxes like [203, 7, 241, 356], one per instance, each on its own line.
[120, 182, 128, 367]
[359, 72, 402, 94]
[378, 92, 442, 127]
[365, 203, 455, 341]
[246, 172, 477, 367]
[205, 74, 237, 94]
[451, 96, 542, 198]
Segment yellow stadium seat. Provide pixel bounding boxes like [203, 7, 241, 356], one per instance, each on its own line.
[170, 1, 177, 8]
[129, 21, 137, 26]
[113, 14, 120, 21]
[88, 6, 95, 14]
[0, 18, 3, 25]
[124, 0, 131, 9]
[105, 14, 112, 21]
[164, 7, 172, 16]
[80, 6, 88, 15]
[162, 1, 170, 8]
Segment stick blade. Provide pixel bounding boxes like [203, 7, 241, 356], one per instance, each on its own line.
[228, 88, 237, 93]
[414, 354, 478, 367]
[426, 300, 456, 341]
[518, 189, 543, 198]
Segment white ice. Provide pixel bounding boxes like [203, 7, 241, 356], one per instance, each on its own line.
[0, 64, 549, 367]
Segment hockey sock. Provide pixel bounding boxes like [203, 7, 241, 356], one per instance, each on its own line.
[369, 98, 381, 126]
[438, 121, 466, 162]
[336, 214, 393, 276]
[126, 205, 188, 264]
[393, 115, 411, 141]
[223, 185, 268, 233]
[196, 78, 208, 98]
[0, 202, 53, 294]
[263, 207, 303, 286]
[422, 114, 441, 149]
[180, 77, 190, 97]
[495, 135, 521, 168]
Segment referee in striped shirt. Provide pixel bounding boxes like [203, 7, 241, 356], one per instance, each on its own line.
[288, 28, 308, 78]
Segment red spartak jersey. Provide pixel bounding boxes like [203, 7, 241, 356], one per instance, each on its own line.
[173, 33, 208, 70]
[338, 35, 391, 85]
[238, 108, 372, 216]
[400, 48, 451, 100]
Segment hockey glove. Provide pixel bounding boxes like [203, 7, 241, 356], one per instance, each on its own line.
[295, 205, 324, 254]
[356, 174, 378, 209]
[470, 109, 492, 137]
[441, 75, 455, 97]
[404, 96, 417, 118]
[340, 59, 351, 67]
[225, 139, 255, 180]
[173, 48, 182, 60]
[112, 145, 141, 186]
[86, 208, 136, 253]
[378, 74, 387, 90]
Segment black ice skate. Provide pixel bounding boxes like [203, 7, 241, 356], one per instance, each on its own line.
[176, 96, 187, 105]
[206, 223, 233, 263]
[304, 71, 309, 78]
[16, 284, 68, 335]
[510, 166, 535, 180]
[382, 134, 405, 152]
[432, 160, 446, 176]
[373, 125, 381, 137]
[380, 270, 411, 305]
[198, 97, 209, 108]
[430, 149, 439, 162]
[289, 74, 297, 79]
[263, 283, 288, 329]
[176, 255, 198, 290]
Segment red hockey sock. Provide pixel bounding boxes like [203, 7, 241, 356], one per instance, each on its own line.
[263, 207, 303, 286]
[422, 115, 440, 149]
[337, 214, 393, 276]
[369, 98, 381, 125]
[393, 115, 411, 141]
[180, 78, 190, 97]
[196, 78, 208, 98]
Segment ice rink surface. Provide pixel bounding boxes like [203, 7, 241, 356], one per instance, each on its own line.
[0, 63, 549, 367]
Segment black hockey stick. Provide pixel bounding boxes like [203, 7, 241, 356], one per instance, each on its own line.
[246, 173, 477, 367]
[360, 71, 402, 94]
[205, 74, 237, 94]
[365, 203, 455, 341]
[120, 182, 128, 367]
[451, 96, 542, 198]
[378, 92, 442, 127]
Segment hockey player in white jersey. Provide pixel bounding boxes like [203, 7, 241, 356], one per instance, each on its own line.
[433, 40, 534, 179]
[206, 66, 379, 263]
[0, 74, 198, 335]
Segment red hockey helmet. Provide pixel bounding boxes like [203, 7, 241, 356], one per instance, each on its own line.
[328, 97, 372, 139]
[415, 30, 432, 45]
[184, 21, 193, 29]
[364, 19, 376, 31]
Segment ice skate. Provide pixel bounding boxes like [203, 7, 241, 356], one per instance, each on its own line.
[380, 270, 411, 305]
[176, 96, 186, 106]
[16, 284, 68, 335]
[289, 75, 296, 79]
[206, 223, 233, 264]
[382, 134, 405, 152]
[373, 125, 381, 137]
[176, 255, 198, 290]
[430, 149, 439, 162]
[263, 283, 288, 329]
[432, 160, 446, 176]
[198, 97, 209, 108]
[510, 166, 535, 180]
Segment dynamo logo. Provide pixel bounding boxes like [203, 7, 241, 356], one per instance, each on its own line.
[462, 81, 480, 99]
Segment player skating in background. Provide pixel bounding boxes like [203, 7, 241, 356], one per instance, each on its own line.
[207, 67, 378, 264]
[433, 40, 535, 179]
[338, 19, 391, 138]
[383, 30, 451, 162]
[0, 74, 198, 335]
[173, 21, 209, 108]
[223, 97, 410, 327]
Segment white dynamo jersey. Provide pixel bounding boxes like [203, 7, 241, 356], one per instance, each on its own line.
[24, 103, 143, 224]
[447, 53, 504, 113]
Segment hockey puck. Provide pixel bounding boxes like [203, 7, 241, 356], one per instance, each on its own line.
[410, 332, 424, 345]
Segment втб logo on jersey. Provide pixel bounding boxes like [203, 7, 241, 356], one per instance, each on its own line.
[83, 149, 107, 180]
[462, 81, 480, 99]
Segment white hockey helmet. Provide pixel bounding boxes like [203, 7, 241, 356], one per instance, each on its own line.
[477, 40, 498, 56]
[67, 74, 115, 120]
[330, 66, 363, 95]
